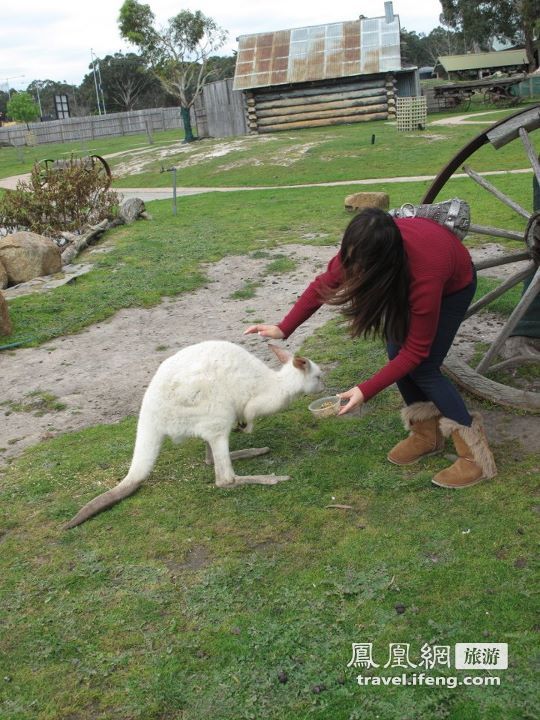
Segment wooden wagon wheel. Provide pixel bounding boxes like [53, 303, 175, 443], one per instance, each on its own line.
[87, 154, 112, 190]
[422, 104, 540, 411]
[34, 158, 56, 188]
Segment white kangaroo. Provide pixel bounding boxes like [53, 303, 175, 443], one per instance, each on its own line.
[64, 340, 324, 528]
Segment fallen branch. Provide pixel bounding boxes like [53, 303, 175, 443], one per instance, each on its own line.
[60, 219, 111, 265]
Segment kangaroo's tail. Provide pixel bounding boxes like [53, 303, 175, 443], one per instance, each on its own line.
[64, 414, 164, 529]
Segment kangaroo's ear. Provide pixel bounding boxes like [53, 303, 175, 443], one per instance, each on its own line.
[293, 355, 308, 371]
[268, 343, 292, 365]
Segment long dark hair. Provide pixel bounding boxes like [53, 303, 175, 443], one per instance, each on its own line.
[325, 207, 410, 343]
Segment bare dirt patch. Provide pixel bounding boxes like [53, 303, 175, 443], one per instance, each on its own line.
[1, 241, 538, 469]
[0, 243, 338, 466]
[112, 135, 281, 177]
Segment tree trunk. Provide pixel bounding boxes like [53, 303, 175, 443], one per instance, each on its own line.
[181, 106, 195, 143]
[524, 28, 537, 71]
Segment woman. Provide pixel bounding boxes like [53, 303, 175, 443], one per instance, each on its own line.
[245, 207, 497, 489]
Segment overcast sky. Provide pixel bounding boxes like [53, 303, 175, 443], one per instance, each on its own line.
[1, 0, 443, 89]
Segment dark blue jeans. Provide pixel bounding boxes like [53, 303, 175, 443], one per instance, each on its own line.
[387, 271, 477, 426]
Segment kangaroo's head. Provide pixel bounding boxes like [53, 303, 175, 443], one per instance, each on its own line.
[268, 344, 324, 394]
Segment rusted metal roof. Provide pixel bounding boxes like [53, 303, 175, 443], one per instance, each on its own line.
[233, 15, 401, 91]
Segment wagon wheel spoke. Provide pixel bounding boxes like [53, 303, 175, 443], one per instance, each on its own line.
[487, 356, 540, 374]
[518, 127, 540, 187]
[474, 251, 531, 271]
[421, 105, 540, 410]
[476, 264, 540, 373]
[465, 262, 536, 318]
[462, 164, 531, 220]
[468, 223, 524, 242]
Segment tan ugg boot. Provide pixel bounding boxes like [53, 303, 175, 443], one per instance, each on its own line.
[432, 413, 497, 488]
[387, 401, 444, 465]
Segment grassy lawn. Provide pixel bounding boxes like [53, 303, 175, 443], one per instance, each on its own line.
[2, 105, 536, 190]
[1, 320, 538, 720]
[1, 109, 538, 719]
[0, 129, 184, 181]
[3, 169, 532, 350]
[108, 105, 539, 189]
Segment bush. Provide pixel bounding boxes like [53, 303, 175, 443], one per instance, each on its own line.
[0, 160, 119, 236]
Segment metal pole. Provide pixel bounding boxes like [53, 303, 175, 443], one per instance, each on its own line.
[90, 49, 102, 115]
[171, 168, 177, 216]
[5, 75, 25, 99]
[96, 59, 106, 115]
[35, 82, 43, 119]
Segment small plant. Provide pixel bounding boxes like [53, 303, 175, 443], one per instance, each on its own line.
[263, 254, 297, 275]
[2, 390, 66, 416]
[229, 281, 260, 300]
[0, 161, 119, 236]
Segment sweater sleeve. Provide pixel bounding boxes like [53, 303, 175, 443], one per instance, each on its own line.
[277, 253, 344, 339]
[358, 275, 444, 401]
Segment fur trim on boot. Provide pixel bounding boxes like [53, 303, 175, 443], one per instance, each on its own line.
[433, 412, 497, 488]
[401, 401, 441, 430]
[388, 402, 444, 466]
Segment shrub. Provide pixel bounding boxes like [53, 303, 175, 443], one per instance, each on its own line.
[0, 160, 119, 236]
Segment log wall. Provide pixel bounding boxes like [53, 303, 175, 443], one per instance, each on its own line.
[246, 74, 397, 134]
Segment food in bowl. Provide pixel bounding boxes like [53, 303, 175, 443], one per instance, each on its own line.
[308, 395, 342, 418]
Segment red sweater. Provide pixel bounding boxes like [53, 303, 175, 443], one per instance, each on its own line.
[278, 218, 473, 401]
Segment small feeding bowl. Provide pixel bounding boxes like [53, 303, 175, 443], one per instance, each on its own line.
[309, 395, 342, 419]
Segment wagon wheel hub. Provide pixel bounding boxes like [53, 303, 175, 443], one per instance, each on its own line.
[525, 211, 540, 264]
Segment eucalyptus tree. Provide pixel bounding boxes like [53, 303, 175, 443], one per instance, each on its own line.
[118, 0, 228, 141]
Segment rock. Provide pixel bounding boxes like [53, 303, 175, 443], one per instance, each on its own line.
[0, 231, 62, 285]
[0, 260, 7, 289]
[344, 192, 390, 212]
[0, 292, 11, 336]
[119, 197, 146, 225]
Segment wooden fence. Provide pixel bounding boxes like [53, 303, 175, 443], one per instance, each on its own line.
[0, 107, 185, 147]
[192, 78, 248, 138]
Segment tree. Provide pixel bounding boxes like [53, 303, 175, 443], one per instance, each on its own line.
[118, 1, 228, 141]
[6, 92, 40, 128]
[78, 53, 164, 113]
[26, 80, 85, 119]
[400, 26, 467, 68]
[400, 29, 433, 68]
[440, 0, 540, 69]
[0, 90, 9, 117]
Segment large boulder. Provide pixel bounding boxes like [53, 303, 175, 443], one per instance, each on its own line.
[0, 260, 7, 289]
[0, 231, 62, 285]
[0, 292, 11, 336]
[344, 192, 390, 212]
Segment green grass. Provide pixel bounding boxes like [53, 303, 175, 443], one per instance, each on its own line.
[0, 128, 185, 181]
[1, 110, 538, 718]
[4, 169, 535, 350]
[1, 390, 66, 416]
[263, 254, 298, 275]
[0, 321, 537, 720]
[229, 281, 261, 300]
[106, 105, 539, 189]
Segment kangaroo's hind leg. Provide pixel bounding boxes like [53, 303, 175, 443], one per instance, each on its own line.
[205, 443, 270, 466]
[207, 435, 289, 487]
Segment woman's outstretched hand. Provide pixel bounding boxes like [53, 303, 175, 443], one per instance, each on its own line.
[338, 386, 365, 415]
[243, 324, 285, 339]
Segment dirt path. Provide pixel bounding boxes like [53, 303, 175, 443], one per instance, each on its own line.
[2, 238, 538, 469]
[0, 243, 339, 466]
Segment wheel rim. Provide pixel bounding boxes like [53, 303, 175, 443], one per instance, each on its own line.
[422, 104, 540, 411]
